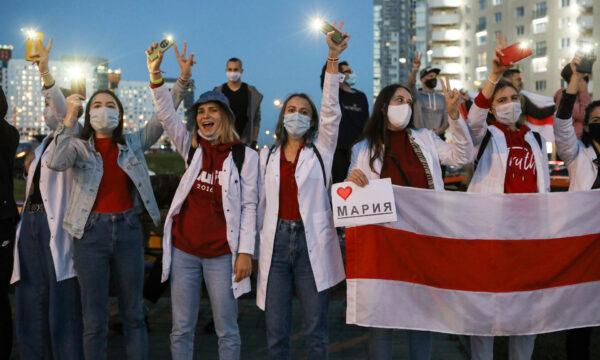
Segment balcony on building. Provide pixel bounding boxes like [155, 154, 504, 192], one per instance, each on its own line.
[576, 0, 593, 9]
[431, 46, 462, 59]
[577, 15, 593, 30]
[431, 29, 463, 41]
[429, 12, 461, 26]
[440, 63, 462, 75]
[427, 0, 463, 9]
[532, 8, 547, 20]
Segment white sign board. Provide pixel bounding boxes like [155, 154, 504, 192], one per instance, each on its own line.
[331, 178, 397, 228]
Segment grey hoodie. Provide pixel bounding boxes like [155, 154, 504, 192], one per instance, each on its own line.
[412, 87, 449, 137]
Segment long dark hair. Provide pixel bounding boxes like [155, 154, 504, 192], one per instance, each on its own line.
[274, 93, 319, 147]
[582, 100, 600, 147]
[80, 89, 125, 144]
[359, 84, 415, 173]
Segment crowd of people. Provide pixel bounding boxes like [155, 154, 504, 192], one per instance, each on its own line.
[0, 24, 598, 360]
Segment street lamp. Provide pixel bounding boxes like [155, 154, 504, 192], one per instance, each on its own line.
[273, 99, 283, 108]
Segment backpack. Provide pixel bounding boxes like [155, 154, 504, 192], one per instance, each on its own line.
[474, 129, 542, 172]
[187, 143, 247, 176]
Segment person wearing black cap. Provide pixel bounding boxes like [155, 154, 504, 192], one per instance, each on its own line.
[0, 85, 19, 360]
[408, 53, 448, 138]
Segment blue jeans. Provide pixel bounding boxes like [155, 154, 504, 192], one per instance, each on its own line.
[15, 210, 83, 359]
[73, 210, 148, 360]
[170, 248, 240, 360]
[265, 219, 329, 360]
[369, 328, 432, 360]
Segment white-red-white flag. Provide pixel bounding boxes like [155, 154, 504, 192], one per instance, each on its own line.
[345, 186, 600, 336]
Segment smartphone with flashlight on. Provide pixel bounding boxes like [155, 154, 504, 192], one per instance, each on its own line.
[25, 31, 44, 61]
[319, 20, 346, 44]
[577, 54, 596, 74]
[497, 42, 533, 66]
[148, 37, 174, 61]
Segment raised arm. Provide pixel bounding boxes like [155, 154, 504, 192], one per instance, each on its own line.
[315, 23, 349, 156]
[468, 34, 513, 146]
[147, 41, 196, 158]
[407, 52, 421, 94]
[45, 94, 88, 171]
[554, 55, 585, 165]
[436, 77, 474, 166]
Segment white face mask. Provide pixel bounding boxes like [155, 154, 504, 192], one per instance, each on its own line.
[387, 104, 412, 130]
[197, 129, 219, 142]
[283, 112, 312, 139]
[90, 107, 119, 133]
[226, 71, 241, 82]
[345, 73, 357, 87]
[494, 102, 522, 125]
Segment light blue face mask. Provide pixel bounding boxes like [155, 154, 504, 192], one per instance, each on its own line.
[283, 112, 311, 139]
[345, 73, 358, 87]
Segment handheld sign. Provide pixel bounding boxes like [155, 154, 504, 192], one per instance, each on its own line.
[331, 178, 397, 228]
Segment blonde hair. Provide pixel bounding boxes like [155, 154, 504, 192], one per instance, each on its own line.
[191, 103, 240, 148]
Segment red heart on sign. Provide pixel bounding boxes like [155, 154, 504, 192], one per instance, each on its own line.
[336, 186, 352, 201]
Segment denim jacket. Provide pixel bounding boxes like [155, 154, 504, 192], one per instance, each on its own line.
[46, 80, 189, 239]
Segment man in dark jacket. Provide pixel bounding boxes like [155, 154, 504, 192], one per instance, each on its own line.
[0, 85, 19, 359]
[214, 57, 263, 148]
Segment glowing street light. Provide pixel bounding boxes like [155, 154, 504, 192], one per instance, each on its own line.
[265, 130, 271, 135]
[273, 99, 283, 108]
[67, 65, 85, 80]
[399, 57, 407, 64]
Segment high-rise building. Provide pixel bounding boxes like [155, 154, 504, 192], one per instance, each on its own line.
[427, 0, 466, 89]
[5, 58, 97, 136]
[373, 0, 417, 97]
[0, 45, 13, 90]
[463, 0, 598, 97]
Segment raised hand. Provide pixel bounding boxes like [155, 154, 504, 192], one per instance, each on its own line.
[64, 94, 84, 128]
[412, 52, 422, 73]
[173, 42, 195, 81]
[491, 33, 512, 78]
[566, 54, 584, 95]
[441, 77, 461, 120]
[146, 42, 164, 77]
[326, 21, 350, 59]
[30, 38, 53, 74]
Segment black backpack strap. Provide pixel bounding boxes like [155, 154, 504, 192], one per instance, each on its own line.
[231, 143, 246, 176]
[186, 146, 196, 166]
[474, 130, 492, 172]
[311, 145, 327, 188]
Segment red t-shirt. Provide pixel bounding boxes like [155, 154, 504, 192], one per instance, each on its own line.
[380, 130, 429, 189]
[492, 121, 538, 194]
[92, 138, 133, 213]
[171, 139, 238, 258]
[278, 146, 303, 221]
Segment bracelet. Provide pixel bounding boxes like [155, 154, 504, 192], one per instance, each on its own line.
[40, 70, 50, 77]
[327, 57, 339, 62]
[487, 76, 499, 85]
[178, 76, 191, 83]
[150, 76, 164, 85]
[150, 70, 162, 75]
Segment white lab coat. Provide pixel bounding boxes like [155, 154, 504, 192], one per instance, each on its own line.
[554, 114, 598, 191]
[11, 85, 75, 284]
[152, 84, 258, 299]
[256, 72, 345, 310]
[467, 103, 550, 194]
[348, 116, 473, 189]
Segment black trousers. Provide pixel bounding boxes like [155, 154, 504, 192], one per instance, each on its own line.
[0, 218, 16, 360]
[565, 327, 592, 360]
[332, 148, 351, 184]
